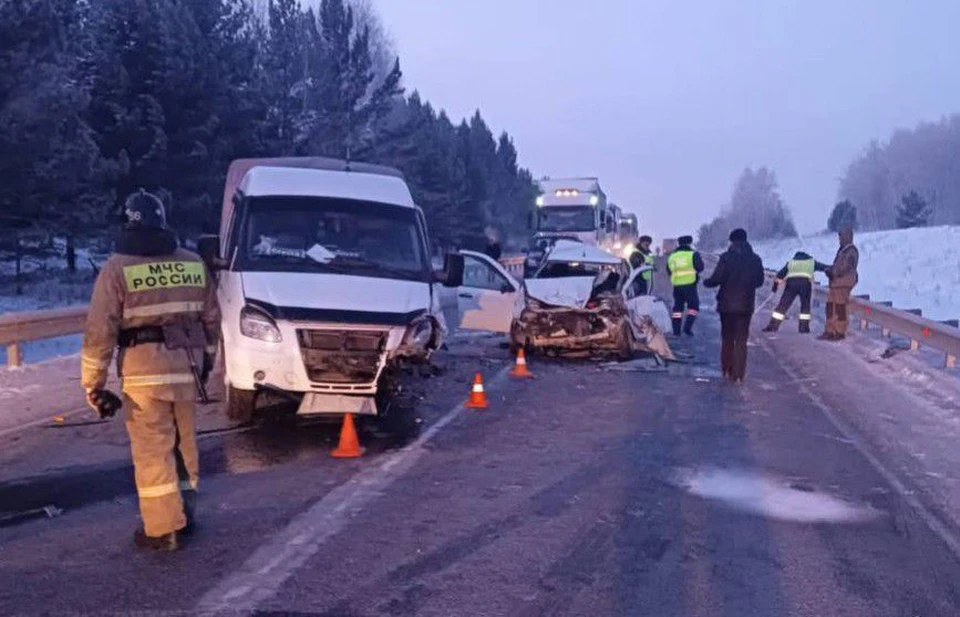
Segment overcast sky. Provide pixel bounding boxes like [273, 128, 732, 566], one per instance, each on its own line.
[375, 0, 960, 238]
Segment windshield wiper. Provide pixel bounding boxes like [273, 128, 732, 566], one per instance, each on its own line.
[329, 256, 422, 279]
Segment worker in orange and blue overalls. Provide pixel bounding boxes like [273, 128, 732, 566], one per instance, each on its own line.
[761, 251, 829, 334]
[666, 235, 705, 336]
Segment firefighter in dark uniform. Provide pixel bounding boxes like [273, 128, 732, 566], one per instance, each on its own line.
[627, 235, 655, 295]
[666, 235, 705, 336]
[81, 190, 220, 551]
[761, 251, 828, 334]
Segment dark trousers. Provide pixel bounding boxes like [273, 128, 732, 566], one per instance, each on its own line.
[720, 312, 753, 380]
[772, 279, 812, 330]
[671, 284, 700, 334]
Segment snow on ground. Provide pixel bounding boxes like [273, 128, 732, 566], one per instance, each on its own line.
[752, 225, 960, 322]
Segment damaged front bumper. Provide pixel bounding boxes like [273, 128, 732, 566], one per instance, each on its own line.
[511, 295, 634, 356]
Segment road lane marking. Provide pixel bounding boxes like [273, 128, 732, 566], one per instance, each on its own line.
[195, 364, 514, 615]
[755, 335, 960, 561]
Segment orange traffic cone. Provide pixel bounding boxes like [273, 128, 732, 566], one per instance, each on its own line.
[510, 348, 533, 378]
[331, 413, 364, 458]
[465, 373, 488, 409]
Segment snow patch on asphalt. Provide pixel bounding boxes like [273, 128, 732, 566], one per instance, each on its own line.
[673, 467, 880, 524]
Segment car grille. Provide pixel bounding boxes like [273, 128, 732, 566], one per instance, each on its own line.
[297, 329, 387, 384]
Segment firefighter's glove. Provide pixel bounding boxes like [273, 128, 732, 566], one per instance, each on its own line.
[86, 389, 122, 419]
[201, 353, 214, 385]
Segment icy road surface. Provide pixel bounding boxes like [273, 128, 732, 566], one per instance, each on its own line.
[2, 302, 960, 615]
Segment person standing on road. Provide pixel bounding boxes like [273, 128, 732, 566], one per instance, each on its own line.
[820, 226, 859, 341]
[666, 235, 705, 336]
[81, 189, 220, 552]
[627, 234, 655, 295]
[761, 251, 829, 334]
[703, 228, 765, 384]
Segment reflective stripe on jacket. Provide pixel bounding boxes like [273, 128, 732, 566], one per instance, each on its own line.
[81, 248, 220, 401]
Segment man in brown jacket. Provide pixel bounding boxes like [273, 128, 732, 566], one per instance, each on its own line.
[81, 190, 220, 551]
[819, 226, 859, 341]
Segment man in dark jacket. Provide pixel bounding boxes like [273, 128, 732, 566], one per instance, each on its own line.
[820, 226, 859, 341]
[483, 226, 502, 261]
[761, 251, 829, 334]
[666, 235, 705, 336]
[703, 228, 765, 383]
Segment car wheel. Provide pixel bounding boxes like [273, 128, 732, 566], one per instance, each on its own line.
[226, 384, 257, 424]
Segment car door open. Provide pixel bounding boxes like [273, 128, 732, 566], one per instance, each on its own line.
[455, 251, 522, 333]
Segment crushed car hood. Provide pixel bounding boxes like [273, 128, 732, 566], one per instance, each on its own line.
[242, 272, 430, 323]
[525, 277, 597, 308]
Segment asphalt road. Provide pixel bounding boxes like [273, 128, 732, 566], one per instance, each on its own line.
[2, 312, 960, 616]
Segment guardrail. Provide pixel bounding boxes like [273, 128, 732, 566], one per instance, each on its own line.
[0, 255, 528, 369]
[703, 253, 958, 369]
[0, 306, 87, 368]
[499, 255, 526, 278]
[809, 283, 959, 368]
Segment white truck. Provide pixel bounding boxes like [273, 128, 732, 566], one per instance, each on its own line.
[532, 177, 615, 248]
[197, 158, 464, 424]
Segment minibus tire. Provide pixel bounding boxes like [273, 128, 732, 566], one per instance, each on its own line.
[226, 385, 257, 424]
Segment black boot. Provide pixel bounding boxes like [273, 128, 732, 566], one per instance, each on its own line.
[798, 320, 811, 334]
[671, 317, 682, 336]
[683, 315, 697, 336]
[762, 318, 781, 333]
[134, 529, 181, 552]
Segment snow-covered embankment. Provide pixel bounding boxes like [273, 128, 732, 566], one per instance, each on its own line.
[752, 226, 960, 322]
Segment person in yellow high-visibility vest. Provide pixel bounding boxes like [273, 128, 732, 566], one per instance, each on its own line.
[627, 235, 655, 295]
[762, 251, 829, 334]
[666, 235, 704, 336]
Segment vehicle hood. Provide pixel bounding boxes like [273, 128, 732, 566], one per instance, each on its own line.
[242, 272, 431, 325]
[525, 277, 598, 308]
[546, 240, 622, 265]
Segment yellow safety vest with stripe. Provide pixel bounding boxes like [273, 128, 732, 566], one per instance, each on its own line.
[786, 258, 815, 280]
[81, 247, 220, 399]
[668, 250, 697, 286]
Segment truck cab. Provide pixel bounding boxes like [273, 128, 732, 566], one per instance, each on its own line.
[199, 158, 462, 423]
[532, 177, 612, 248]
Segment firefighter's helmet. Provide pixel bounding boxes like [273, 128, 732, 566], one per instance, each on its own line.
[124, 189, 167, 229]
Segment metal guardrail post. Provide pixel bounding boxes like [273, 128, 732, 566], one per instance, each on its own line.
[6, 343, 22, 368]
[0, 305, 88, 368]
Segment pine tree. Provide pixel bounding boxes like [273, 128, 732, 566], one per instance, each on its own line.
[827, 200, 857, 232]
[0, 0, 538, 269]
[896, 191, 931, 228]
[0, 0, 112, 274]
